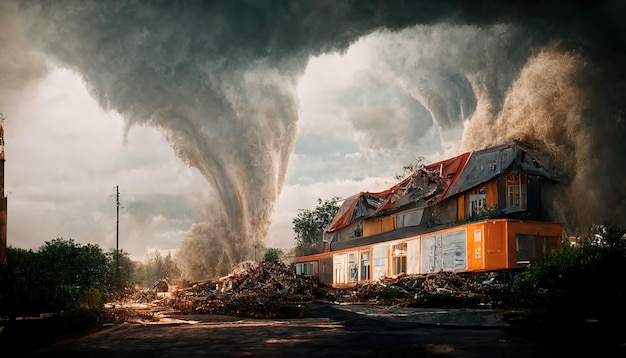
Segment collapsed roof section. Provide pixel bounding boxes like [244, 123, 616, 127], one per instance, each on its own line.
[325, 140, 556, 233]
[325, 150, 470, 233]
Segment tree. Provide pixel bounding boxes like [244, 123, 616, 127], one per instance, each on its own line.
[293, 197, 341, 256]
[3, 238, 112, 315]
[105, 248, 134, 294]
[37, 238, 110, 311]
[394, 156, 426, 180]
[263, 248, 284, 263]
[132, 250, 181, 289]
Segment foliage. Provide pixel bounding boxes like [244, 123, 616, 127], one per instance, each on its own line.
[469, 206, 496, 221]
[293, 197, 341, 256]
[105, 248, 135, 294]
[82, 287, 103, 309]
[1, 238, 113, 316]
[133, 250, 181, 289]
[263, 248, 284, 263]
[511, 224, 626, 330]
[393, 156, 426, 180]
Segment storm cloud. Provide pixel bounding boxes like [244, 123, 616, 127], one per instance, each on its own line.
[5, 0, 626, 275]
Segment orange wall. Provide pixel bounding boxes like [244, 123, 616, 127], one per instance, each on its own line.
[466, 222, 485, 271]
[484, 220, 507, 270]
[506, 221, 562, 267]
[294, 219, 563, 287]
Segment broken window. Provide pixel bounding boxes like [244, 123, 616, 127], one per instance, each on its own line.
[469, 187, 487, 216]
[441, 230, 467, 271]
[421, 230, 467, 273]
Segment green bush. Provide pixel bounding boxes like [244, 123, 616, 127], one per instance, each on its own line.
[1, 238, 133, 317]
[82, 288, 104, 309]
[511, 225, 626, 327]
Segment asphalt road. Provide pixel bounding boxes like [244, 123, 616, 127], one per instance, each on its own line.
[13, 305, 624, 358]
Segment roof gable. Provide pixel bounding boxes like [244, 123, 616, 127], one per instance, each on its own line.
[444, 140, 557, 199]
[325, 140, 556, 233]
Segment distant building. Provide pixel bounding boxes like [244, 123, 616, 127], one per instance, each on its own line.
[293, 140, 562, 286]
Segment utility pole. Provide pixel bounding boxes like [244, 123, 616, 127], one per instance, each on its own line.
[115, 185, 120, 275]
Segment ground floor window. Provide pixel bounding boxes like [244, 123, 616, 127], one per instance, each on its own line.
[360, 249, 370, 281]
[373, 246, 388, 280]
[391, 242, 407, 275]
[295, 261, 318, 277]
[516, 234, 560, 263]
[348, 252, 358, 282]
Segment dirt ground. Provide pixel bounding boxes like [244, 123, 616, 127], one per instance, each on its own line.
[11, 304, 623, 358]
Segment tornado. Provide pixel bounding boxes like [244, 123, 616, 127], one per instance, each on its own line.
[8, 1, 626, 276]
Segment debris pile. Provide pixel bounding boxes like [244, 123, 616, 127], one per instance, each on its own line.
[115, 262, 516, 319]
[345, 271, 513, 307]
[167, 261, 323, 318]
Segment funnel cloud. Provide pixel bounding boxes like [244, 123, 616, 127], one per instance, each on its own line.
[5, 1, 626, 276]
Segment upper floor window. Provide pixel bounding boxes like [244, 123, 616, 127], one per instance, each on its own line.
[469, 187, 486, 216]
[506, 174, 527, 210]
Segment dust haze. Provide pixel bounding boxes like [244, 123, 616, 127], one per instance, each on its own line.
[4, 1, 626, 277]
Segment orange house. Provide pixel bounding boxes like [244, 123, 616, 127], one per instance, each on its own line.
[293, 140, 562, 286]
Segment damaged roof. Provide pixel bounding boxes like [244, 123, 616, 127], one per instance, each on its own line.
[444, 139, 557, 198]
[325, 140, 556, 233]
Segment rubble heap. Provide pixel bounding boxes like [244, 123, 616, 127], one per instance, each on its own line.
[347, 271, 514, 307]
[136, 262, 517, 319]
[167, 261, 323, 318]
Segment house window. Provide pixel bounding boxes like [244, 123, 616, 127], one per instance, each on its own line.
[296, 261, 318, 277]
[516, 234, 560, 264]
[373, 246, 388, 280]
[469, 187, 486, 216]
[333, 255, 346, 284]
[506, 174, 527, 210]
[348, 252, 358, 283]
[391, 242, 407, 275]
[360, 249, 370, 281]
[295, 263, 305, 275]
[306, 261, 317, 277]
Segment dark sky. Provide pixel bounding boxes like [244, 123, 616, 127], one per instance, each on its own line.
[5, 0, 626, 274]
